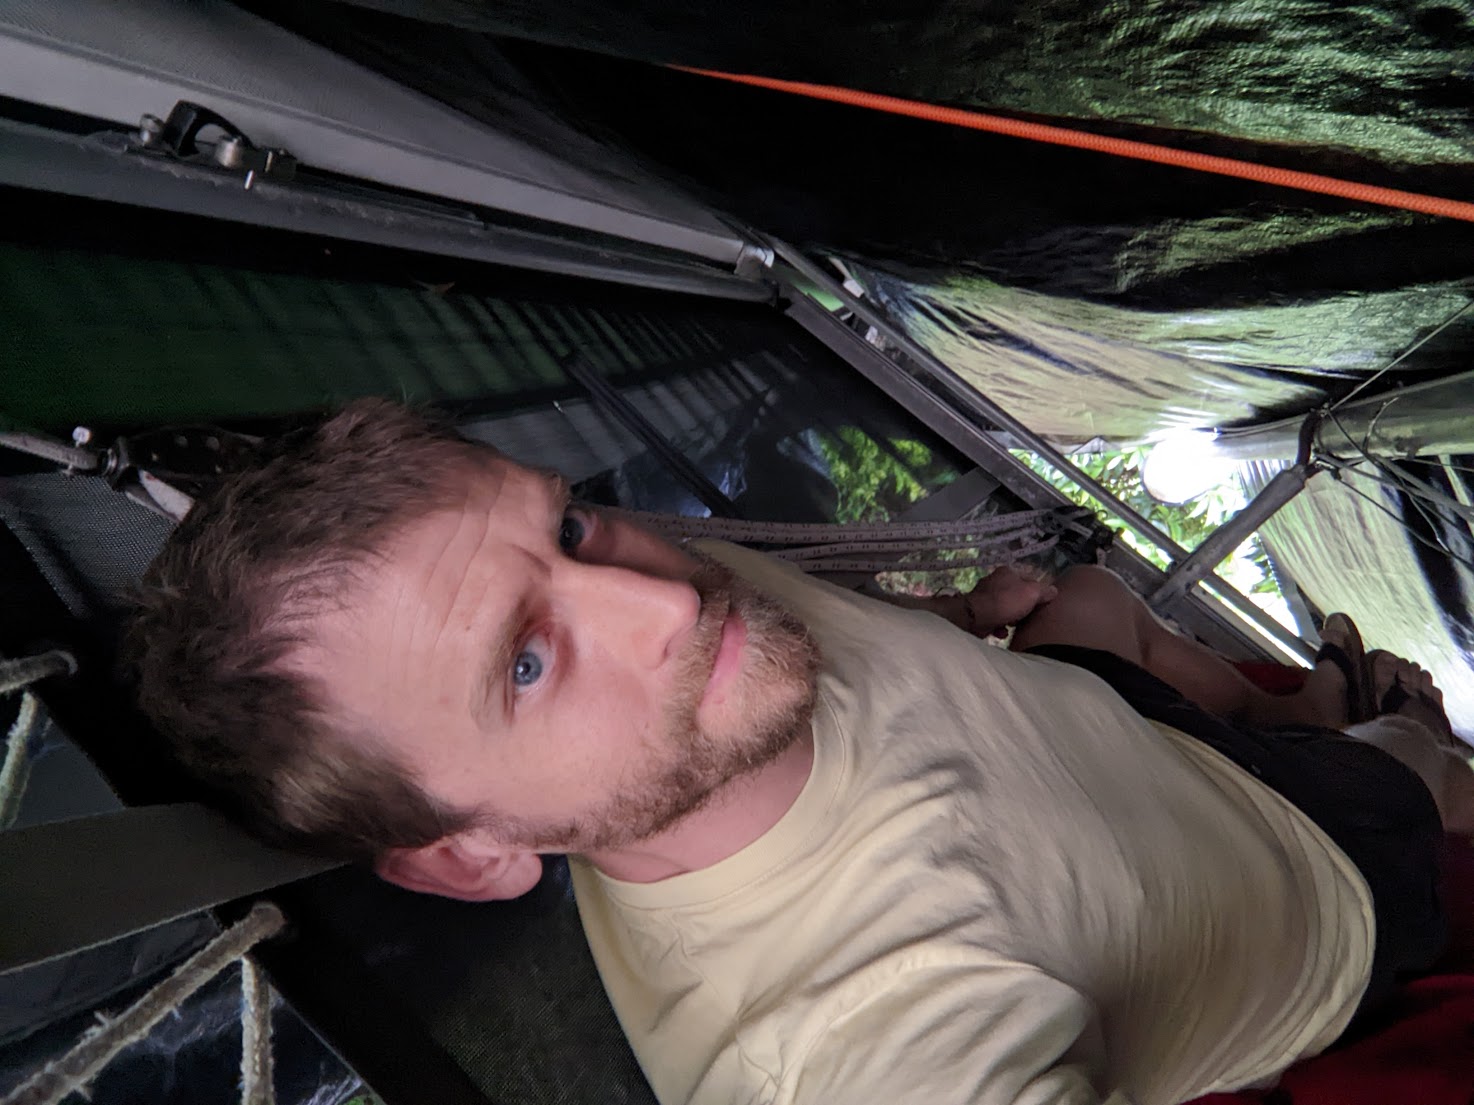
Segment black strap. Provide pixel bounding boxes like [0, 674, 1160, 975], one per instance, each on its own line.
[0, 803, 339, 974]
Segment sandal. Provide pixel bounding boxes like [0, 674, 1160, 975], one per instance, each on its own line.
[1315, 613, 1375, 724]
[1365, 648, 1459, 748]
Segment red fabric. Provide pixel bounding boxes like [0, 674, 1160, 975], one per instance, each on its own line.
[1233, 661, 1310, 697]
[1186, 664, 1474, 1105]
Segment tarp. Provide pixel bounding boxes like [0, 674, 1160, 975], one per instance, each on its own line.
[0, 0, 748, 263]
[252, 1, 1474, 739]
[264, 0, 1474, 442]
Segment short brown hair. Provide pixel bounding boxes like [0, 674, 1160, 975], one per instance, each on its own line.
[125, 399, 487, 862]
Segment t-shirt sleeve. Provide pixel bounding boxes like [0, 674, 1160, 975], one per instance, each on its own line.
[779, 959, 1134, 1105]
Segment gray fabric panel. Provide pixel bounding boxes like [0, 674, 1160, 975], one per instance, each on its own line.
[290, 862, 658, 1105]
[0, 804, 337, 974]
[0, 0, 746, 260]
[0, 473, 173, 619]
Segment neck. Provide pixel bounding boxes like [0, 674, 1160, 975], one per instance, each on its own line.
[583, 722, 815, 883]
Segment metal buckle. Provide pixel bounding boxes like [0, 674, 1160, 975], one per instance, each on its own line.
[136, 102, 298, 189]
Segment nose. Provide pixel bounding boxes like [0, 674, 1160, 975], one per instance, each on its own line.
[558, 559, 702, 670]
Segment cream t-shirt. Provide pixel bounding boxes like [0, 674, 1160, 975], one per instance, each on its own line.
[571, 542, 1374, 1105]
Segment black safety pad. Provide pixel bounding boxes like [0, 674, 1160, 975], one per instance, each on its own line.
[0, 805, 337, 974]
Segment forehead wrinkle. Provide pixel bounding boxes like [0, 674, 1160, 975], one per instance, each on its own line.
[392, 507, 466, 661]
[413, 485, 509, 671]
[519, 465, 567, 520]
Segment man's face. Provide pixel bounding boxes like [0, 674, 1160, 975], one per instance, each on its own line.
[300, 453, 819, 854]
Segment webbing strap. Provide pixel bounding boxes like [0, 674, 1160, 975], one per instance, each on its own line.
[612, 505, 1094, 573]
[0, 805, 337, 975]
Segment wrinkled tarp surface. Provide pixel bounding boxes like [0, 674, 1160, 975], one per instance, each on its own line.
[270, 0, 1474, 442]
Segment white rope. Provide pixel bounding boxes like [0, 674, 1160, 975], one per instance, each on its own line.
[240, 958, 276, 1105]
[0, 650, 76, 831]
[2, 903, 287, 1105]
[0, 651, 76, 697]
[0, 692, 43, 831]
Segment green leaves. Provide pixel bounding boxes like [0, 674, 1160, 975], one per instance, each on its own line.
[1010, 446, 1282, 604]
[817, 427, 937, 524]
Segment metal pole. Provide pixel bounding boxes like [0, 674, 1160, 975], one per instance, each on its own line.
[768, 236, 1187, 553]
[1149, 464, 1315, 611]
[773, 251, 1315, 662]
[1210, 369, 1474, 464]
[0, 119, 771, 304]
[0, 432, 101, 473]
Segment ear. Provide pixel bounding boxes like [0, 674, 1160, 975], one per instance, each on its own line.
[374, 832, 544, 901]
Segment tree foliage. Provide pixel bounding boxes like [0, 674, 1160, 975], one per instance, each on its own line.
[813, 431, 1284, 613]
[1012, 446, 1282, 599]
[815, 427, 940, 524]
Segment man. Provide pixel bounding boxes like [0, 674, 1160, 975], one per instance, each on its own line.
[127, 399, 1467, 1105]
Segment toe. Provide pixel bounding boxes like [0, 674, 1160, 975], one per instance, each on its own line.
[1320, 614, 1351, 650]
[1368, 650, 1398, 695]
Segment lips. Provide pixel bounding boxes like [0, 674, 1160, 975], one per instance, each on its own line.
[701, 604, 747, 704]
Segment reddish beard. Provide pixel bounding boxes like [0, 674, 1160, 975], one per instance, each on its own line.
[493, 552, 820, 852]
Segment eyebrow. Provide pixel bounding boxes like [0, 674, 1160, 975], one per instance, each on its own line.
[541, 470, 572, 528]
[468, 471, 569, 729]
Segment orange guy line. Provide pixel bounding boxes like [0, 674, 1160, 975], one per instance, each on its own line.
[671, 66, 1474, 223]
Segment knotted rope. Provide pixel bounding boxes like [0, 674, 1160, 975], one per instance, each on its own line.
[0, 650, 77, 830]
[2, 903, 286, 1105]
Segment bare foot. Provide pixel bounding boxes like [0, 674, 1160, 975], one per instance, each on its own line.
[1367, 650, 1456, 746]
[1366, 650, 1474, 836]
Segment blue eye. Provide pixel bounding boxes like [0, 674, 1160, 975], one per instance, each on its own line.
[512, 648, 543, 688]
[558, 512, 586, 554]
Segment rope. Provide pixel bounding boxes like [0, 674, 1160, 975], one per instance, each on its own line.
[239, 958, 276, 1105]
[670, 67, 1474, 224]
[0, 693, 43, 830]
[0, 650, 76, 830]
[0, 651, 77, 697]
[618, 506, 1073, 544]
[2, 903, 287, 1105]
[787, 535, 1065, 575]
[616, 505, 1092, 574]
[1329, 300, 1474, 411]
